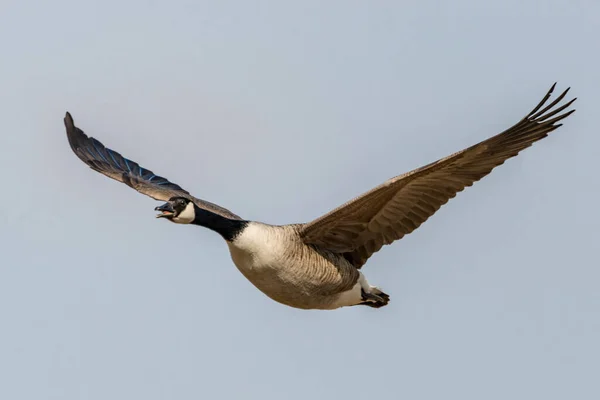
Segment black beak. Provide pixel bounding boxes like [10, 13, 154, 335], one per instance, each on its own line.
[155, 202, 174, 218]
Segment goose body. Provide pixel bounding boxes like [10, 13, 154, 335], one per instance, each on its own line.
[63, 84, 576, 310]
[226, 222, 373, 309]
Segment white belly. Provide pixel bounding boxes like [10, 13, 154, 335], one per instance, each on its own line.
[225, 222, 364, 310]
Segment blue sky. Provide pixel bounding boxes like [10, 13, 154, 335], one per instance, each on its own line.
[1, 1, 598, 399]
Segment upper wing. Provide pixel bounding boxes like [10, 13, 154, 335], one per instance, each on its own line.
[64, 112, 242, 220]
[299, 83, 576, 268]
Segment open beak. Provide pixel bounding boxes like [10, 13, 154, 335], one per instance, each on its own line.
[155, 202, 175, 218]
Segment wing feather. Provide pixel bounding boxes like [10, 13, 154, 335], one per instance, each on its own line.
[300, 84, 576, 268]
[64, 112, 241, 220]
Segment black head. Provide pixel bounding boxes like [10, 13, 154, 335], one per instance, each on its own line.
[155, 197, 196, 224]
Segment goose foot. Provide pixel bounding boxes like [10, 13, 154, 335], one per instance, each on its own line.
[359, 288, 390, 308]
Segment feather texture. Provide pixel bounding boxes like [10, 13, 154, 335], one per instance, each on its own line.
[64, 112, 241, 220]
[299, 84, 576, 268]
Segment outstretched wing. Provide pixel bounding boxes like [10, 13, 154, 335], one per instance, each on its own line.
[300, 83, 576, 268]
[64, 112, 242, 220]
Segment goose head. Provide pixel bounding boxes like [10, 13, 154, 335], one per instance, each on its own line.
[155, 197, 196, 224]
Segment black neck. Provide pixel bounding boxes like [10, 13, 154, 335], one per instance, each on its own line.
[191, 205, 248, 241]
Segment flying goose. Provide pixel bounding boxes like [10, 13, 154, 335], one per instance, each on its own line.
[64, 84, 576, 310]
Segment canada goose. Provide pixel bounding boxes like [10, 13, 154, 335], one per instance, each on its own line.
[64, 84, 575, 310]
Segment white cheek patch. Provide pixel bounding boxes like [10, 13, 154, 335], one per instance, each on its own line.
[172, 202, 195, 224]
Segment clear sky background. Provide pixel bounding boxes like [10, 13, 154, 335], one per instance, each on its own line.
[1, 1, 598, 399]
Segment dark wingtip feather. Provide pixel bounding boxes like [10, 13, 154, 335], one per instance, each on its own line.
[526, 84, 576, 126]
[63, 111, 95, 163]
[63, 111, 83, 154]
[64, 111, 75, 130]
[526, 83, 557, 118]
